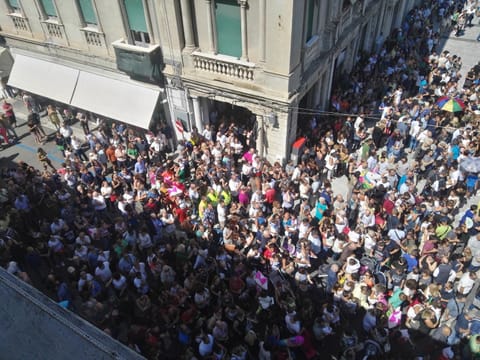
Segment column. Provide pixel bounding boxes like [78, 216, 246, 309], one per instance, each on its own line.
[205, 0, 216, 53]
[259, 0, 266, 62]
[191, 96, 204, 133]
[239, 0, 249, 61]
[180, 0, 195, 48]
[142, 0, 155, 43]
[256, 115, 264, 157]
[313, 76, 322, 109]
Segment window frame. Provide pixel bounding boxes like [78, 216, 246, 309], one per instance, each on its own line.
[121, 0, 152, 47]
[214, 0, 242, 58]
[77, 0, 98, 26]
[305, 0, 318, 43]
[39, 0, 58, 19]
[6, 0, 21, 13]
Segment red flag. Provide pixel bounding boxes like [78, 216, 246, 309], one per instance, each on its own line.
[175, 119, 184, 133]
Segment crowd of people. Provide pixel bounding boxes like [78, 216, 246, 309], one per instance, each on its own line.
[2, 0, 480, 359]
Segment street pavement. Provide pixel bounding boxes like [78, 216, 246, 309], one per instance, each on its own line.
[0, 14, 479, 215]
[0, 98, 85, 170]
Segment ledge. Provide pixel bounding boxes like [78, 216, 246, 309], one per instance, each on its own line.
[111, 39, 160, 54]
[7, 12, 25, 18]
[80, 26, 103, 35]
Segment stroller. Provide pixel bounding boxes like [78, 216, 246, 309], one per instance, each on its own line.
[360, 255, 387, 287]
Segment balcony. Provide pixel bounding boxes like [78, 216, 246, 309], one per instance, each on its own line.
[7, 13, 30, 33]
[112, 39, 163, 83]
[80, 27, 105, 48]
[46, 22, 63, 39]
[192, 51, 255, 81]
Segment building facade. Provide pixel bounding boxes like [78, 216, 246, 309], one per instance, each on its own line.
[0, 0, 420, 161]
[0, 0, 169, 131]
[161, 0, 420, 162]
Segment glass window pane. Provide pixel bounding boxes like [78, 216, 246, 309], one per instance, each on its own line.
[8, 0, 19, 9]
[41, 0, 57, 17]
[79, 0, 97, 25]
[215, 0, 241, 58]
[124, 0, 147, 33]
[306, 0, 315, 41]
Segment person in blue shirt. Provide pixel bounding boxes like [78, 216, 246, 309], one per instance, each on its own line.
[466, 173, 478, 196]
[134, 157, 146, 175]
[315, 197, 328, 221]
[403, 247, 419, 272]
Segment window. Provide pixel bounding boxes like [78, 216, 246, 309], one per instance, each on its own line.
[7, 0, 20, 12]
[215, 0, 241, 58]
[306, 0, 315, 42]
[40, 0, 57, 18]
[78, 0, 97, 25]
[123, 0, 150, 46]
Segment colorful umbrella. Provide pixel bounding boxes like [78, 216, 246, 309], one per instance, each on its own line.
[436, 96, 466, 112]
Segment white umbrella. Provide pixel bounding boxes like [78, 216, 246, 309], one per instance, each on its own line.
[460, 157, 480, 173]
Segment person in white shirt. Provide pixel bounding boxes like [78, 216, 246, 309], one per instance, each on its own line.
[229, 173, 241, 198]
[92, 191, 107, 212]
[112, 273, 127, 293]
[197, 334, 214, 357]
[217, 200, 227, 229]
[95, 261, 112, 283]
[457, 271, 477, 296]
[59, 123, 73, 143]
[202, 125, 212, 141]
[75, 231, 91, 246]
[78, 272, 93, 292]
[285, 311, 301, 334]
[137, 227, 153, 251]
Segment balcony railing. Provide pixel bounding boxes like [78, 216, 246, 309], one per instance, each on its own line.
[8, 13, 29, 32]
[82, 28, 103, 47]
[46, 22, 63, 38]
[192, 52, 255, 81]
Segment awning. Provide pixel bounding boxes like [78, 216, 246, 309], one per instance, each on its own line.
[71, 71, 160, 129]
[0, 48, 14, 79]
[7, 54, 79, 104]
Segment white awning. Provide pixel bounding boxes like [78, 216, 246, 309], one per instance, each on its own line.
[71, 71, 160, 129]
[7, 54, 79, 104]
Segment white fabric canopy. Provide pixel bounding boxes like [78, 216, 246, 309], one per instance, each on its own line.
[7, 54, 79, 104]
[71, 71, 160, 129]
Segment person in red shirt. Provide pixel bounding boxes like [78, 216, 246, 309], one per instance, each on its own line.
[175, 203, 188, 223]
[2, 100, 16, 128]
[382, 192, 395, 215]
[264, 183, 276, 214]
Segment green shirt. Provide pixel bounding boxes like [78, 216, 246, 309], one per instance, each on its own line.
[469, 335, 480, 355]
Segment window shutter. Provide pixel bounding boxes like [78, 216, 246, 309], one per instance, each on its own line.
[79, 0, 97, 25]
[124, 0, 147, 33]
[215, 0, 241, 58]
[41, 0, 57, 17]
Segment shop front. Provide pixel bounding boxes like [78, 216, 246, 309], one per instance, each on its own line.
[7, 52, 166, 131]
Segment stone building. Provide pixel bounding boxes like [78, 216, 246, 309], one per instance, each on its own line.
[0, 0, 419, 161]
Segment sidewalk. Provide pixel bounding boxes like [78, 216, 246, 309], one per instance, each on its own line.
[5, 95, 88, 141]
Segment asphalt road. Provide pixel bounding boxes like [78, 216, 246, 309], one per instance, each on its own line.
[0, 99, 84, 170]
